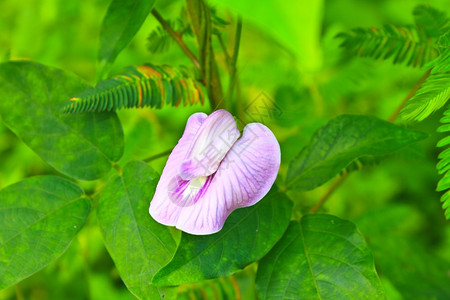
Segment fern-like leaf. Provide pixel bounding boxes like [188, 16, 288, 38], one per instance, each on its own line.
[147, 19, 192, 54]
[413, 5, 448, 38]
[401, 32, 450, 121]
[147, 26, 173, 54]
[401, 72, 450, 121]
[436, 107, 450, 220]
[63, 64, 204, 113]
[337, 25, 437, 67]
[428, 32, 450, 74]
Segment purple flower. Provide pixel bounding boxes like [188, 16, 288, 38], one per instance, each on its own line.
[149, 110, 280, 235]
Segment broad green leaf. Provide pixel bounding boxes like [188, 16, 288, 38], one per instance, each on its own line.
[98, 0, 156, 78]
[0, 61, 124, 181]
[286, 115, 427, 190]
[255, 215, 385, 300]
[97, 161, 177, 300]
[152, 190, 292, 286]
[0, 176, 90, 289]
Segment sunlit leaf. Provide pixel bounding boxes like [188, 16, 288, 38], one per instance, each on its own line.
[0, 176, 90, 289]
[211, 0, 323, 71]
[97, 161, 177, 300]
[152, 190, 292, 286]
[401, 72, 450, 121]
[286, 115, 427, 190]
[0, 61, 124, 180]
[256, 215, 385, 299]
[435, 107, 450, 220]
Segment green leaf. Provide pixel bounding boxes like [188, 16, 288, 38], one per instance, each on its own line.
[152, 190, 292, 286]
[97, 161, 177, 300]
[337, 25, 437, 68]
[63, 64, 205, 113]
[147, 19, 192, 54]
[413, 5, 448, 38]
[255, 215, 385, 300]
[186, 0, 224, 103]
[401, 72, 450, 121]
[435, 107, 450, 220]
[428, 32, 450, 74]
[147, 25, 174, 54]
[98, 0, 156, 78]
[0, 176, 90, 289]
[286, 115, 427, 191]
[0, 61, 124, 180]
[401, 33, 450, 122]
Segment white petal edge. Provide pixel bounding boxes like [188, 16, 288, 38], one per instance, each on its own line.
[179, 109, 240, 180]
[149, 112, 207, 226]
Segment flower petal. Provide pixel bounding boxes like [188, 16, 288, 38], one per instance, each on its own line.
[179, 110, 240, 180]
[149, 112, 207, 226]
[175, 123, 281, 234]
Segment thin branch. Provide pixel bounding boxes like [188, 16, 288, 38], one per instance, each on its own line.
[143, 149, 172, 163]
[151, 9, 200, 70]
[387, 69, 431, 122]
[217, 34, 232, 68]
[309, 173, 348, 213]
[309, 69, 431, 213]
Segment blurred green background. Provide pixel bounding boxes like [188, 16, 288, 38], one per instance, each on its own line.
[0, 0, 449, 299]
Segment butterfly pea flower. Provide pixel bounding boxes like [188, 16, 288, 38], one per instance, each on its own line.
[149, 109, 280, 235]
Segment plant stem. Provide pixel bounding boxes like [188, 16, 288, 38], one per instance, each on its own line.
[217, 34, 231, 67]
[309, 173, 348, 213]
[143, 149, 172, 163]
[15, 283, 23, 300]
[226, 17, 242, 102]
[151, 9, 200, 70]
[310, 69, 431, 213]
[387, 69, 430, 122]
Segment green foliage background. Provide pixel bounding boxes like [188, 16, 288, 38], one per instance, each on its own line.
[0, 0, 449, 299]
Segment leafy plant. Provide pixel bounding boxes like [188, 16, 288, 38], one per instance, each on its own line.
[337, 5, 448, 68]
[147, 18, 192, 54]
[337, 25, 436, 68]
[286, 115, 426, 191]
[63, 64, 204, 113]
[0, 1, 448, 299]
[338, 5, 450, 220]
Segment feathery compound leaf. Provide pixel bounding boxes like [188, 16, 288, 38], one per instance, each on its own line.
[147, 26, 173, 54]
[337, 25, 437, 67]
[401, 34, 450, 121]
[428, 32, 450, 74]
[401, 72, 450, 121]
[63, 64, 205, 113]
[436, 107, 450, 220]
[147, 19, 192, 54]
[413, 5, 449, 38]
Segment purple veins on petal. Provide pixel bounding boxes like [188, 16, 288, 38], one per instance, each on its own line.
[149, 110, 281, 235]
